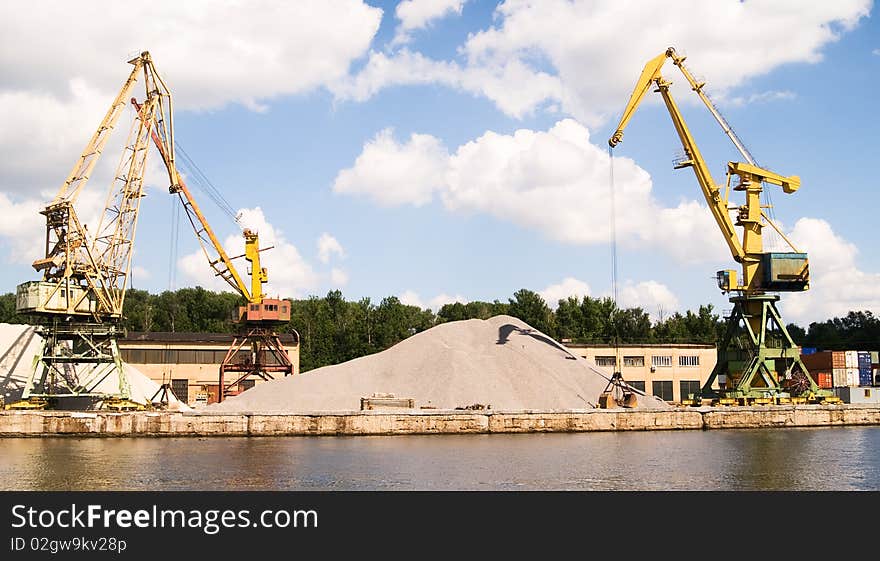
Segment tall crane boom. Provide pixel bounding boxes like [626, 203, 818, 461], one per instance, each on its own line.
[133, 91, 294, 404]
[608, 47, 806, 296]
[132, 98, 262, 304]
[607, 47, 835, 405]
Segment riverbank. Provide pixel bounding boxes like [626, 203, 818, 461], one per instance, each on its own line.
[2, 404, 880, 437]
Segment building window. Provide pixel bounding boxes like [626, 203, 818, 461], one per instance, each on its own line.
[679, 355, 700, 367]
[171, 379, 189, 403]
[680, 380, 701, 401]
[652, 355, 672, 367]
[627, 380, 646, 393]
[595, 356, 617, 367]
[623, 356, 645, 367]
[652, 380, 674, 401]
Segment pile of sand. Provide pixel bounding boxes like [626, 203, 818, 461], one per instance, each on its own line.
[210, 315, 670, 413]
[0, 323, 189, 410]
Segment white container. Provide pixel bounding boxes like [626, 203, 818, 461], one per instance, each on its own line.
[845, 350, 858, 368]
[846, 368, 860, 387]
[832, 368, 848, 387]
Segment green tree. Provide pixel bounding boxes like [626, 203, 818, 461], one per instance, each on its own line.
[507, 289, 554, 335]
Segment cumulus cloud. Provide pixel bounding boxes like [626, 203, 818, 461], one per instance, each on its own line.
[336, 0, 869, 123]
[333, 127, 449, 206]
[399, 290, 467, 311]
[726, 90, 797, 107]
[330, 48, 564, 120]
[335, 119, 726, 262]
[178, 207, 319, 299]
[618, 280, 681, 322]
[781, 218, 880, 324]
[392, 0, 467, 46]
[317, 233, 345, 264]
[0, 1, 381, 195]
[540, 277, 592, 308]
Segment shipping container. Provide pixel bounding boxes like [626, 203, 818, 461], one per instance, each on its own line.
[847, 368, 860, 386]
[803, 351, 846, 371]
[845, 351, 858, 368]
[832, 368, 848, 387]
[834, 386, 880, 404]
[814, 372, 833, 389]
[801, 347, 817, 355]
[859, 370, 873, 386]
[871, 351, 879, 364]
[858, 351, 872, 366]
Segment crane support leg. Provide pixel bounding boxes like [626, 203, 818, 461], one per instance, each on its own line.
[699, 295, 832, 402]
[17, 319, 139, 410]
[217, 326, 295, 402]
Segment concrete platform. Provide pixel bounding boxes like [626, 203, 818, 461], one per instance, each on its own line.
[1, 404, 879, 437]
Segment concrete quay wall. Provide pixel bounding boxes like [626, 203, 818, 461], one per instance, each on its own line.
[2, 405, 880, 437]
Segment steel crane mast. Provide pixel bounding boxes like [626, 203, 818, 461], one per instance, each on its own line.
[12, 52, 172, 410]
[608, 47, 835, 404]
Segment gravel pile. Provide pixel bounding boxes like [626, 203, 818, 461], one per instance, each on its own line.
[210, 315, 670, 413]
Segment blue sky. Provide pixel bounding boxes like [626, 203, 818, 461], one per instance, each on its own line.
[0, 0, 877, 326]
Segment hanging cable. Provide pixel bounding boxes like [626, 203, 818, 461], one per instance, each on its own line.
[174, 142, 240, 224]
[167, 194, 180, 291]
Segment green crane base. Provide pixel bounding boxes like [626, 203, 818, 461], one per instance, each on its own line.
[699, 294, 834, 402]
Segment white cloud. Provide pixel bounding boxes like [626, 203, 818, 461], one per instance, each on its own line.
[0, 1, 381, 195]
[540, 277, 592, 308]
[392, 0, 466, 46]
[0, 194, 46, 263]
[781, 218, 880, 324]
[618, 280, 680, 322]
[330, 268, 349, 287]
[337, 0, 869, 123]
[330, 48, 564, 120]
[873, 49, 880, 56]
[333, 127, 449, 206]
[726, 90, 796, 107]
[317, 233, 345, 264]
[130, 265, 152, 281]
[335, 119, 726, 262]
[178, 207, 319, 299]
[0, 1, 380, 112]
[398, 290, 467, 311]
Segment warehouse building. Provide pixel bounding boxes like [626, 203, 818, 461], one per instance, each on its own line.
[566, 343, 718, 403]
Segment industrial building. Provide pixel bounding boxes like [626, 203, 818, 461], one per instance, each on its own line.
[119, 331, 300, 406]
[567, 343, 717, 403]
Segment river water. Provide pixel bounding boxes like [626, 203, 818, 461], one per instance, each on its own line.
[2, 427, 879, 491]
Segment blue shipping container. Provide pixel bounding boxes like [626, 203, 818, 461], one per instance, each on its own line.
[858, 351, 872, 366]
[860, 371, 873, 386]
[801, 347, 817, 355]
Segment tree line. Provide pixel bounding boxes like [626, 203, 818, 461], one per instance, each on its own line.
[0, 288, 876, 372]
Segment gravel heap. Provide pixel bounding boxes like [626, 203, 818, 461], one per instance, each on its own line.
[210, 315, 670, 413]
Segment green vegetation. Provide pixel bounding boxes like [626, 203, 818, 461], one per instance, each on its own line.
[0, 288, 875, 372]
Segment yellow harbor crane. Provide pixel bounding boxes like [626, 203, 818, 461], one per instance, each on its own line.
[608, 47, 837, 404]
[132, 94, 295, 404]
[12, 52, 175, 410]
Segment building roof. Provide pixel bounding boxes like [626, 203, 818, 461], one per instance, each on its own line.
[121, 331, 298, 344]
[565, 342, 716, 349]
